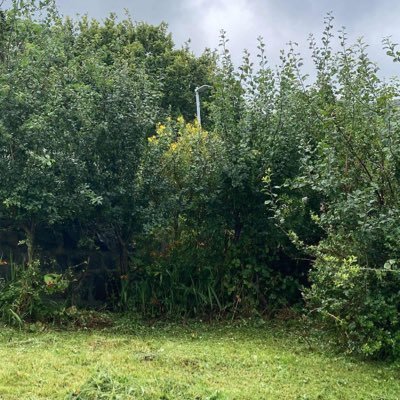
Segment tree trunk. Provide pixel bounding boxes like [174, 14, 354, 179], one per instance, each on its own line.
[23, 222, 36, 265]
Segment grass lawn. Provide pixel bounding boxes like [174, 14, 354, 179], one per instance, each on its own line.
[0, 318, 399, 399]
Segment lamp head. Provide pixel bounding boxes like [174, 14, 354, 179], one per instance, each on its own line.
[195, 85, 212, 93]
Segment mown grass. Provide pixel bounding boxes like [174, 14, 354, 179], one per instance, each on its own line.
[0, 318, 399, 399]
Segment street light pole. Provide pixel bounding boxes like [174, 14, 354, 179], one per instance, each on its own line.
[195, 85, 212, 128]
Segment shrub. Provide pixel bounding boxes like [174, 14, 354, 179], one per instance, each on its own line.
[305, 255, 400, 358]
[0, 261, 70, 325]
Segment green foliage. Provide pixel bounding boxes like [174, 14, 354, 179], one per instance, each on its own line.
[0, 0, 213, 270]
[0, 261, 71, 325]
[305, 256, 400, 358]
[134, 118, 299, 316]
[272, 16, 400, 358]
[1, 2, 400, 359]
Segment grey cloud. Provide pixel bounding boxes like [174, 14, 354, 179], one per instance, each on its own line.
[11, 0, 400, 78]
[57, 0, 182, 23]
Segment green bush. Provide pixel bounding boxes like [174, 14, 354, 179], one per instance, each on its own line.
[126, 244, 299, 318]
[0, 261, 70, 325]
[305, 255, 400, 358]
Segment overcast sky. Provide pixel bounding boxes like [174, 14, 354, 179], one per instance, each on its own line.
[55, 0, 400, 79]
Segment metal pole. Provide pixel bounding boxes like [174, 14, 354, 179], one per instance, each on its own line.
[195, 85, 211, 128]
[195, 88, 201, 127]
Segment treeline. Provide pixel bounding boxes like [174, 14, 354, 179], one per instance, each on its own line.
[1, 2, 400, 358]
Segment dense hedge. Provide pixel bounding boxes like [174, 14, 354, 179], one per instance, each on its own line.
[1, 2, 400, 358]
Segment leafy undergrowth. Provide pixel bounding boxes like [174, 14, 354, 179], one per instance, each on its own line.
[0, 318, 399, 400]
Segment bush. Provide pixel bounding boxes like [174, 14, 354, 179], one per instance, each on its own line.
[305, 255, 400, 358]
[0, 261, 70, 325]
